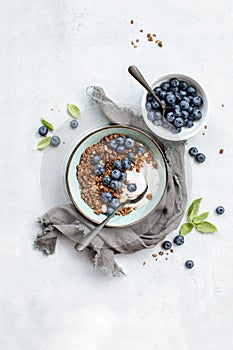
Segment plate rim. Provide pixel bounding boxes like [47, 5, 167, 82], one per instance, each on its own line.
[65, 124, 168, 228]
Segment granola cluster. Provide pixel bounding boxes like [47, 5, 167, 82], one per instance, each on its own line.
[76, 133, 156, 216]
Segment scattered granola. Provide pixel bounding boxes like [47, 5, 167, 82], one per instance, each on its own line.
[143, 261, 147, 266]
[219, 149, 224, 154]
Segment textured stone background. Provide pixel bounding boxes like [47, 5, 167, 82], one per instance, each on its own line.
[0, 0, 232, 349]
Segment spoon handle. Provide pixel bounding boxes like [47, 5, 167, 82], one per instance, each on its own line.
[74, 204, 124, 251]
[128, 65, 163, 107]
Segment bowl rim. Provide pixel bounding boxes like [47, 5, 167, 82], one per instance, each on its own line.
[141, 72, 209, 141]
[65, 124, 168, 228]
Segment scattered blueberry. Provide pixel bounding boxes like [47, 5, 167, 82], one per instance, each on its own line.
[122, 158, 131, 170]
[160, 90, 167, 99]
[38, 126, 48, 136]
[174, 117, 184, 128]
[146, 93, 153, 102]
[93, 155, 101, 164]
[70, 120, 79, 129]
[111, 198, 121, 209]
[117, 136, 125, 145]
[111, 169, 121, 179]
[192, 109, 202, 120]
[110, 180, 122, 190]
[173, 235, 184, 246]
[161, 82, 170, 91]
[152, 100, 160, 109]
[166, 93, 176, 105]
[109, 139, 118, 150]
[216, 206, 225, 215]
[120, 172, 127, 182]
[180, 90, 187, 97]
[195, 153, 206, 163]
[180, 100, 189, 110]
[102, 176, 111, 186]
[94, 164, 105, 176]
[50, 136, 60, 147]
[117, 145, 125, 154]
[162, 241, 172, 250]
[106, 207, 115, 216]
[127, 183, 137, 192]
[189, 147, 198, 156]
[154, 87, 162, 96]
[136, 146, 146, 155]
[170, 78, 180, 87]
[185, 260, 194, 269]
[101, 192, 112, 203]
[166, 112, 175, 123]
[181, 110, 189, 119]
[179, 81, 188, 90]
[113, 160, 122, 169]
[187, 86, 197, 96]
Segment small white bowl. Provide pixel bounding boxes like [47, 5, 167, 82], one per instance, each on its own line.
[141, 73, 209, 141]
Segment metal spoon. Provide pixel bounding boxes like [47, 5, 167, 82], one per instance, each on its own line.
[128, 65, 174, 125]
[75, 185, 148, 252]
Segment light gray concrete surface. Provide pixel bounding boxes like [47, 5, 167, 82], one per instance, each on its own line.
[0, 1, 232, 349]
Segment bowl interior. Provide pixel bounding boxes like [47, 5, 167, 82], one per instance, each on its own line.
[66, 126, 167, 227]
[141, 73, 208, 141]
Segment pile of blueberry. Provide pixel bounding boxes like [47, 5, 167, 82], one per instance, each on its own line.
[146, 78, 203, 134]
[189, 147, 206, 163]
[93, 136, 141, 216]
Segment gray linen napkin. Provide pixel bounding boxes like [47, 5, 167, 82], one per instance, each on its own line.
[35, 86, 187, 276]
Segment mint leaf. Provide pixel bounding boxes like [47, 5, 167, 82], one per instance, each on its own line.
[180, 223, 194, 236]
[193, 212, 209, 225]
[196, 221, 218, 233]
[67, 103, 80, 118]
[41, 118, 54, 131]
[37, 136, 51, 150]
[188, 198, 202, 220]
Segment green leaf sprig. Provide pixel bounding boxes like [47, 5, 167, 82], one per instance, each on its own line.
[37, 136, 51, 150]
[41, 118, 54, 131]
[67, 103, 80, 118]
[180, 198, 218, 236]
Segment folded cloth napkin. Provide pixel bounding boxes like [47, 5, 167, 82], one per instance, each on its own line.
[35, 86, 187, 276]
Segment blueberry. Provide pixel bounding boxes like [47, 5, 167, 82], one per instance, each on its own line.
[166, 93, 176, 105]
[147, 111, 155, 122]
[102, 176, 111, 186]
[193, 96, 203, 107]
[189, 147, 198, 156]
[175, 93, 182, 102]
[109, 139, 118, 150]
[106, 207, 115, 216]
[38, 126, 48, 136]
[166, 112, 175, 123]
[195, 153, 206, 163]
[101, 192, 113, 203]
[94, 164, 105, 175]
[154, 111, 163, 120]
[154, 87, 162, 96]
[136, 146, 146, 155]
[161, 82, 170, 91]
[170, 86, 179, 93]
[93, 155, 101, 164]
[187, 86, 197, 96]
[113, 160, 122, 169]
[120, 172, 127, 182]
[122, 158, 131, 170]
[192, 109, 202, 120]
[162, 122, 170, 129]
[174, 107, 182, 117]
[181, 110, 189, 119]
[187, 120, 194, 128]
[171, 127, 182, 134]
[180, 100, 189, 110]
[70, 120, 79, 129]
[188, 114, 195, 121]
[188, 106, 194, 113]
[216, 206, 225, 215]
[152, 100, 160, 109]
[185, 260, 194, 269]
[111, 198, 121, 209]
[50, 136, 60, 147]
[127, 183, 137, 192]
[117, 145, 125, 154]
[183, 119, 188, 126]
[162, 241, 172, 250]
[182, 96, 190, 103]
[180, 90, 187, 97]
[153, 120, 163, 126]
[117, 136, 125, 145]
[173, 235, 184, 246]
[146, 93, 153, 102]
[127, 152, 135, 160]
[110, 180, 122, 190]
[159, 90, 167, 99]
[179, 81, 188, 90]
[170, 78, 180, 87]
[111, 169, 121, 179]
[174, 117, 184, 127]
[125, 138, 135, 149]
[146, 102, 153, 111]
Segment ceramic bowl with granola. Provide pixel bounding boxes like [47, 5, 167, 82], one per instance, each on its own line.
[66, 126, 167, 227]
